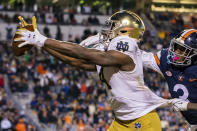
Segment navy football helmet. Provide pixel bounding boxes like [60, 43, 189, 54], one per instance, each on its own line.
[167, 29, 197, 66]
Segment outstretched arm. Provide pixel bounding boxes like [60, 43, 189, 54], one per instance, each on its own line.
[43, 46, 96, 71]
[43, 39, 133, 67]
[16, 16, 96, 71]
[14, 16, 134, 70]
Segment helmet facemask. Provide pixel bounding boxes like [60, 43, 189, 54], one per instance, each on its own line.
[167, 38, 195, 66]
[100, 20, 115, 48]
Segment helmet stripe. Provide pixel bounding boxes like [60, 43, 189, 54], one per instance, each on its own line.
[182, 29, 197, 40]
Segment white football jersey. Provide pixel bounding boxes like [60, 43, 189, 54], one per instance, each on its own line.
[141, 50, 162, 75]
[96, 36, 168, 120]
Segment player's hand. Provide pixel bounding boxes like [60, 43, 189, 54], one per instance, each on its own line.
[79, 33, 103, 49]
[14, 16, 47, 48]
[169, 98, 189, 111]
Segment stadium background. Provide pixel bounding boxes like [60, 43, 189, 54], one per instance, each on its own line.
[0, 0, 197, 130]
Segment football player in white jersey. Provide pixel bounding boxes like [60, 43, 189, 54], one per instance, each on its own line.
[14, 11, 188, 131]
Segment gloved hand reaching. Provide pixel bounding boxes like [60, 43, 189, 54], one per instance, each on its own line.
[14, 16, 47, 48]
[169, 98, 189, 111]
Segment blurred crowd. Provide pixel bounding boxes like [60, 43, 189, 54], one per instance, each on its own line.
[0, 75, 36, 131]
[1, 10, 195, 131]
[0, 11, 100, 26]
[0, 2, 104, 15]
[145, 11, 197, 48]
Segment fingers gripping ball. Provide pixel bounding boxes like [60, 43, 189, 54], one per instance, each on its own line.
[12, 25, 34, 56]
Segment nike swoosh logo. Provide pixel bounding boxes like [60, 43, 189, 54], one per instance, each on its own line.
[189, 78, 197, 82]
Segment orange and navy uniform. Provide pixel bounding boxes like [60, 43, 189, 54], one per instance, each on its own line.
[154, 49, 197, 124]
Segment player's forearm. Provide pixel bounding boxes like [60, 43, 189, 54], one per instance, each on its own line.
[43, 46, 96, 71]
[44, 39, 115, 66]
[44, 38, 89, 60]
[187, 102, 197, 110]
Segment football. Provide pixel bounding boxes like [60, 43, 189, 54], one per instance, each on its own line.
[12, 25, 34, 56]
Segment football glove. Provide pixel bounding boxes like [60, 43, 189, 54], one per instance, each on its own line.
[14, 16, 47, 48]
[169, 98, 189, 111]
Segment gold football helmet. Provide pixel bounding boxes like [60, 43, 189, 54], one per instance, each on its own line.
[101, 10, 145, 42]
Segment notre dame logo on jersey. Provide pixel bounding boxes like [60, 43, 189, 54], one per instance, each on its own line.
[116, 41, 129, 52]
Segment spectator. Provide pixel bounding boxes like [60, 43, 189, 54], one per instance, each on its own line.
[68, 13, 77, 25]
[0, 74, 4, 88]
[5, 22, 13, 42]
[1, 117, 12, 131]
[15, 117, 27, 131]
[43, 26, 51, 38]
[46, 15, 53, 24]
[77, 119, 85, 131]
[56, 25, 63, 40]
[68, 34, 74, 42]
[92, 16, 99, 25]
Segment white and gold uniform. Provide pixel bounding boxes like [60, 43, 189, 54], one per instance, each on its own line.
[141, 50, 162, 74]
[95, 36, 169, 131]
